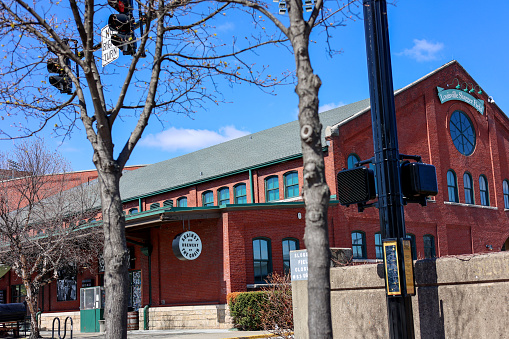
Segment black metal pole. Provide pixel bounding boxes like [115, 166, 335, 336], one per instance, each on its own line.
[362, 1, 415, 338]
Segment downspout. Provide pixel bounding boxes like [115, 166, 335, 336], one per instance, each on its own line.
[138, 198, 142, 212]
[249, 169, 255, 203]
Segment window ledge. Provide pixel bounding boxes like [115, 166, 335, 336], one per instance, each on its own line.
[444, 201, 498, 210]
[269, 196, 303, 203]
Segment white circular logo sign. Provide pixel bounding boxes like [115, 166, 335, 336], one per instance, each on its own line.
[172, 231, 202, 261]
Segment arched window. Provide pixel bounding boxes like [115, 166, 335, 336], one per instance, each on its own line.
[423, 235, 436, 259]
[351, 231, 366, 259]
[128, 208, 138, 215]
[177, 197, 187, 207]
[265, 176, 279, 202]
[234, 183, 247, 204]
[218, 187, 230, 205]
[463, 172, 474, 204]
[407, 233, 417, 261]
[503, 180, 509, 209]
[447, 170, 459, 202]
[163, 199, 173, 207]
[374, 233, 382, 259]
[150, 202, 161, 210]
[202, 191, 214, 207]
[282, 238, 299, 274]
[347, 153, 360, 169]
[253, 238, 272, 283]
[284, 171, 299, 199]
[479, 175, 489, 206]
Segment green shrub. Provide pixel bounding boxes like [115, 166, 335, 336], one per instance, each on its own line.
[228, 291, 268, 330]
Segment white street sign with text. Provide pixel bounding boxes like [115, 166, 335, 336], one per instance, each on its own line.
[101, 26, 119, 67]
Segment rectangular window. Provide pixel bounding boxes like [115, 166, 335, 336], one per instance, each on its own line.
[177, 197, 187, 207]
[352, 232, 366, 259]
[202, 191, 214, 206]
[265, 176, 279, 202]
[504, 180, 509, 209]
[423, 235, 436, 259]
[57, 265, 77, 301]
[282, 238, 299, 274]
[375, 233, 383, 259]
[11, 284, 26, 303]
[479, 175, 489, 206]
[447, 170, 458, 203]
[284, 172, 299, 198]
[234, 184, 247, 204]
[253, 238, 271, 283]
[218, 188, 230, 205]
[129, 270, 142, 311]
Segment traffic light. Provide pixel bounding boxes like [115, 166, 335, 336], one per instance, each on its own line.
[336, 166, 376, 206]
[47, 58, 72, 94]
[400, 161, 438, 205]
[108, 0, 137, 55]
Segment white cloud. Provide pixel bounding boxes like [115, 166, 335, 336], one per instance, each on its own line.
[399, 39, 444, 62]
[216, 22, 235, 32]
[139, 125, 250, 152]
[319, 102, 346, 113]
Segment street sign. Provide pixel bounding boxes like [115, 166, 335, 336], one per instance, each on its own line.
[289, 249, 308, 281]
[101, 26, 119, 67]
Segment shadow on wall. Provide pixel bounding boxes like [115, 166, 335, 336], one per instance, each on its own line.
[414, 259, 445, 339]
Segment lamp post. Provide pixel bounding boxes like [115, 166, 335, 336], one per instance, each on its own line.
[362, 0, 415, 338]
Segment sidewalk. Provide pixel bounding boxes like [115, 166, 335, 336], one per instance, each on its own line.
[35, 329, 274, 339]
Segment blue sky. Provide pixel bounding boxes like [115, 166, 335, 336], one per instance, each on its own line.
[2, 1, 508, 171]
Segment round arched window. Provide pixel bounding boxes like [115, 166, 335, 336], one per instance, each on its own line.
[449, 110, 476, 156]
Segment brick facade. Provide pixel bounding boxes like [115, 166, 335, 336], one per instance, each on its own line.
[1, 62, 508, 330]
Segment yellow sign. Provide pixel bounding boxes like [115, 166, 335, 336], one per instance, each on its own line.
[402, 239, 415, 296]
[383, 240, 401, 296]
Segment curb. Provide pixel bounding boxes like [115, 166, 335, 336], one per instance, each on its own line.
[225, 336, 277, 339]
[225, 333, 293, 339]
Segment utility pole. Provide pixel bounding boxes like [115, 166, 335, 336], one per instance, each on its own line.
[362, 0, 415, 338]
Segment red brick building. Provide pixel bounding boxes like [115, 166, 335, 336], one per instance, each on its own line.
[1, 61, 508, 327]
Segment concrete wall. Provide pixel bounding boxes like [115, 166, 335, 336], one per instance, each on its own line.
[141, 305, 232, 330]
[39, 304, 232, 333]
[293, 251, 509, 338]
[39, 311, 80, 332]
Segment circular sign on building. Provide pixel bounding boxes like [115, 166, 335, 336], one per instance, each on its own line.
[172, 231, 202, 261]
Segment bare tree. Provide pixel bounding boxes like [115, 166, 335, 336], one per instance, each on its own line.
[0, 140, 102, 339]
[209, 0, 360, 337]
[0, 0, 287, 337]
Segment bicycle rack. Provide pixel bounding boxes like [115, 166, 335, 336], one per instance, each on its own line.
[51, 316, 73, 339]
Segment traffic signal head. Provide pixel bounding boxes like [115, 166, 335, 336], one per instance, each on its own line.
[108, 0, 136, 55]
[47, 58, 72, 94]
[337, 167, 376, 206]
[47, 58, 63, 73]
[49, 75, 72, 94]
[108, 0, 129, 13]
[108, 13, 130, 33]
[400, 162, 438, 198]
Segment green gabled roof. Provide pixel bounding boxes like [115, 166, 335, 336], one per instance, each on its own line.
[119, 98, 371, 202]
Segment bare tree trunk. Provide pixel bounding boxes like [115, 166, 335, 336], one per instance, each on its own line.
[290, 9, 333, 339]
[25, 284, 40, 339]
[97, 164, 129, 339]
